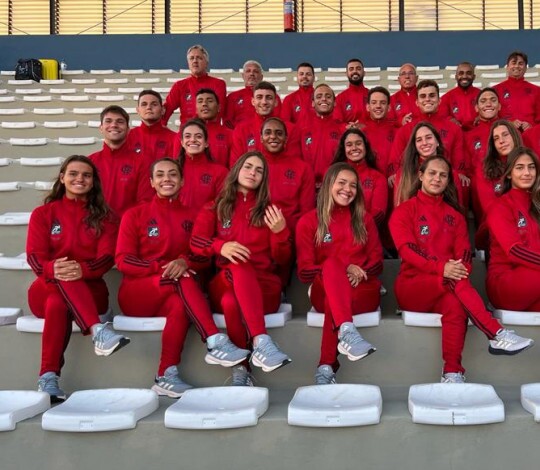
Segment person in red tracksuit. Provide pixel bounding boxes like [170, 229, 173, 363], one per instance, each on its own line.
[191, 152, 293, 385]
[335, 58, 369, 126]
[225, 60, 282, 129]
[389, 63, 420, 126]
[281, 62, 316, 125]
[162, 45, 227, 126]
[472, 119, 522, 237]
[523, 122, 540, 157]
[89, 105, 154, 217]
[172, 88, 232, 168]
[486, 147, 540, 311]
[128, 90, 176, 162]
[230, 81, 301, 165]
[465, 88, 501, 172]
[390, 155, 534, 383]
[300, 84, 346, 189]
[494, 51, 540, 132]
[332, 128, 388, 228]
[177, 119, 228, 212]
[296, 162, 382, 384]
[116, 158, 249, 398]
[27, 155, 130, 402]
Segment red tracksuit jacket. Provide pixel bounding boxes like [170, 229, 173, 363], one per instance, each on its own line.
[27, 197, 117, 281]
[363, 117, 398, 175]
[296, 207, 383, 284]
[281, 86, 315, 124]
[439, 86, 481, 130]
[163, 74, 227, 125]
[190, 191, 292, 279]
[464, 118, 498, 171]
[494, 77, 540, 125]
[335, 84, 369, 124]
[225, 87, 282, 129]
[523, 124, 540, 156]
[389, 87, 420, 124]
[115, 195, 208, 278]
[348, 160, 388, 226]
[127, 123, 176, 162]
[390, 190, 472, 278]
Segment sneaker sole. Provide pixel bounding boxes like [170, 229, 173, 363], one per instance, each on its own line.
[250, 355, 291, 373]
[95, 337, 131, 357]
[204, 352, 250, 367]
[49, 394, 67, 403]
[151, 383, 189, 399]
[488, 342, 534, 356]
[337, 344, 376, 361]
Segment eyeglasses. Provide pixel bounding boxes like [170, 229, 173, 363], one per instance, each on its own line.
[399, 72, 416, 77]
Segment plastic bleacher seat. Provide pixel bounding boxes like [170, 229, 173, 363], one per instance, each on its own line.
[307, 307, 381, 328]
[84, 87, 111, 94]
[9, 137, 48, 146]
[0, 158, 13, 166]
[0, 391, 50, 431]
[104, 78, 129, 84]
[365, 67, 382, 72]
[179, 69, 190, 74]
[408, 383, 505, 425]
[0, 212, 31, 225]
[33, 181, 54, 191]
[73, 108, 101, 115]
[17, 309, 113, 333]
[42, 389, 159, 432]
[120, 69, 145, 74]
[269, 77, 286, 83]
[210, 68, 234, 74]
[41, 79, 65, 85]
[60, 95, 90, 102]
[136, 78, 160, 84]
[164, 387, 269, 430]
[268, 68, 292, 73]
[402, 310, 442, 327]
[72, 79, 97, 85]
[0, 307, 22, 325]
[288, 384, 382, 427]
[20, 157, 64, 166]
[492, 309, 540, 326]
[418, 74, 443, 80]
[386, 66, 401, 72]
[152, 87, 170, 94]
[49, 88, 77, 94]
[57, 137, 96, 145]
[332, 85, 347, 92]
[0, 182, 20, 192]
[525, 72, 539, 78]
[23, 95, 52, 102]
[61, 70, 86, 75]
[229, 77, 243, 83]
[324, 76, 347, 82]
[113, 314, 166, 332]
[1, 121, 36, 129]
[8, 79, 32, 85]
[0, 89, 7, 94]
[326, 67, 345, 73]
[43, 121, 78, 129]
[33, 108, 65, 115]
[0, 70, 16, 76]
[445, 65, 457, 71]
[520, 383, 540, 421]
[476, 64, 500, 70]
[15, 88, 42, 95]
[0, 253, 31, 270]
[149, 69, 174, 74]
[124, 107, 137, 114]
[87, 120, 100, 128]
[0, 96, 15, 103]
[226, 86, 243, 93]
[96, 95, 124, 102]
[118, 87, 144, 94]
[0, 108, 24, 115]
[364, 75, 381, 82]
[89, 69, 115, 75]
[481, 72, 506, 79]
[213, 303, 292, 329]
[417, 66, 440, 71]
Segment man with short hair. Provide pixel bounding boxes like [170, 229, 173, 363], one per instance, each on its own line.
[390, 63, 420, 126]
[89, 106, 152, 216]
[494, 50, 540, 131]
[335, 58, 369, 125]
[363, 86, 397, 175]
[128, 90, 176, 161]
[225, 60, 282, 128]
[230, 81, 300, 164]
[163, 45, 227, 125]
[300, 83, 346, 187]
[281, 62, 316, 124]
[440, 62, 481, 130]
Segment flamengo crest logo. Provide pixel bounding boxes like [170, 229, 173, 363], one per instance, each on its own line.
[420, 225, 429, 236]
[323, 232, 332, 243]
[148, 226, 159, 237]
[222, 219, 231, 229]
[518, 212, 527, 228]
[51, 222, 61, 235]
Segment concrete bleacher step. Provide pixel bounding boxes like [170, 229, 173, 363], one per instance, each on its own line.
[0, 391, 50, 431]
[164, 387, 269, 429]
[41, 388, 159, 432]
[288, 384, 382, 427]
[520, 383, 540, 421]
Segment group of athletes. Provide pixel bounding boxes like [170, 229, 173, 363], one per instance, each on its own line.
[26, 44, 540, 402]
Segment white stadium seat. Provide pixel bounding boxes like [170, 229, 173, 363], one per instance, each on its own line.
[61, 70, 86, 75]
[33, 108, 65, 115]
[23, 96, 52, 102]
[84, 87, 111, 94]
[149, 69, 174, 74]
[0, 307, 22, 325]
[49, 88, 77, 94]
[104, 78, 129, 84]
[0, 212, 31, 225]
[20, 157, 64, 166]
[72, 79, 98, 85]
[1, 121, 36, 129]
[137, 78, 161, 84]
[60, 95, 90, 102]
[41, 79, 65, 85]
[43, 121, 78, 129]
[89, 69, 115, 75]
[492, 309, 540, 326]
[213, 303, 292, 329]
[15, 88, 42, 95]
[57, 137, 96, 145]
[268, 68, 292, 73]
[0, 253, 31, 270]
[72, 108, 102, 115]
[0, 391, 50, 431]
[113, 315, 166, 332]
[9, 138, 47, 146]
[96, 95, 124, 102]
[307, 307, 381, 328]
[8, 79, 32, 85]
[521, 383, 540, 421]
[0, 108, 24, 115]
[120, 69, 145, 74]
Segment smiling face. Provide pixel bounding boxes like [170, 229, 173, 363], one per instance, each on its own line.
[455, 63, 475, 89]
[100, 112, 129, 147]
[187, 47, 208, 77]
[313, 85, 335, 116]
[261, 120, 287, 154]
[237, 155, 265, 194]
[419, 158, 450, 197]
[60, 161, 94, 200]
[507, 55, 527, 80]
[331, 169, 358, 207]
[196, 92, 219, 121]
[347, 61, 364, 86]
[151, 160, 182, 198]
[415, 126, 439, 159]
[510, 154, 537, 190]
[398, 64, 417, 91]
[416, 86, 440, 115]
[344, 132, 366, 163]
[476, 91, 500, 121]
[252, 89, 276, 117]
[297, 66, 315, 88]
[492, 124, 515, 158]
[367, 91, 389, 121]
[181, 124, 208, 157]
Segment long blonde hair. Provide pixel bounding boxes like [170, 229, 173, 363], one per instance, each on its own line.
[315, 162, 367, 245]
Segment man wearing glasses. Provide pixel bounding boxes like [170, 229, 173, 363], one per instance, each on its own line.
[390, 63, 420, 126]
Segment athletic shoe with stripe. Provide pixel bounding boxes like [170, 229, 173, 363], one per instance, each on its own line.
[93, 322, 130, 356]
[488, 328, 534, 355]
[151, 365, 192, 398]
[205, 333, 250, 367]
[231, 365, 254, 387]
[38, 372, 67, 403]
[250, 334, 291, 372]
[441, 372, 466, 384]
[337, 322, 376, 361]
[315, 365, 337, 385]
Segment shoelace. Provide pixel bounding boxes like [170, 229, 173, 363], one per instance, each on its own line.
[340, 329, 366, 346]
[315, 369, 336, 385]
[231, 370, 254, 386]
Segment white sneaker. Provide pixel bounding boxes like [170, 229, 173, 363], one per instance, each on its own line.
[489, 329, 534, 355]
[441, 372, 466, 384]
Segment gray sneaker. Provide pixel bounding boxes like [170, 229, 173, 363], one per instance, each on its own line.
[441, 372, 466, 384]
[315, 365, 336, 385]
[231, 365, 254, 387]
[337, 323, 376, 361]
[93, 322, 130, 357]
[489, 328, 534, 355]
[205, 333, 250, 367]
[38, 372, 66, 403]
[251, 334, 291, 372]
[151, 366, 192, 398]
